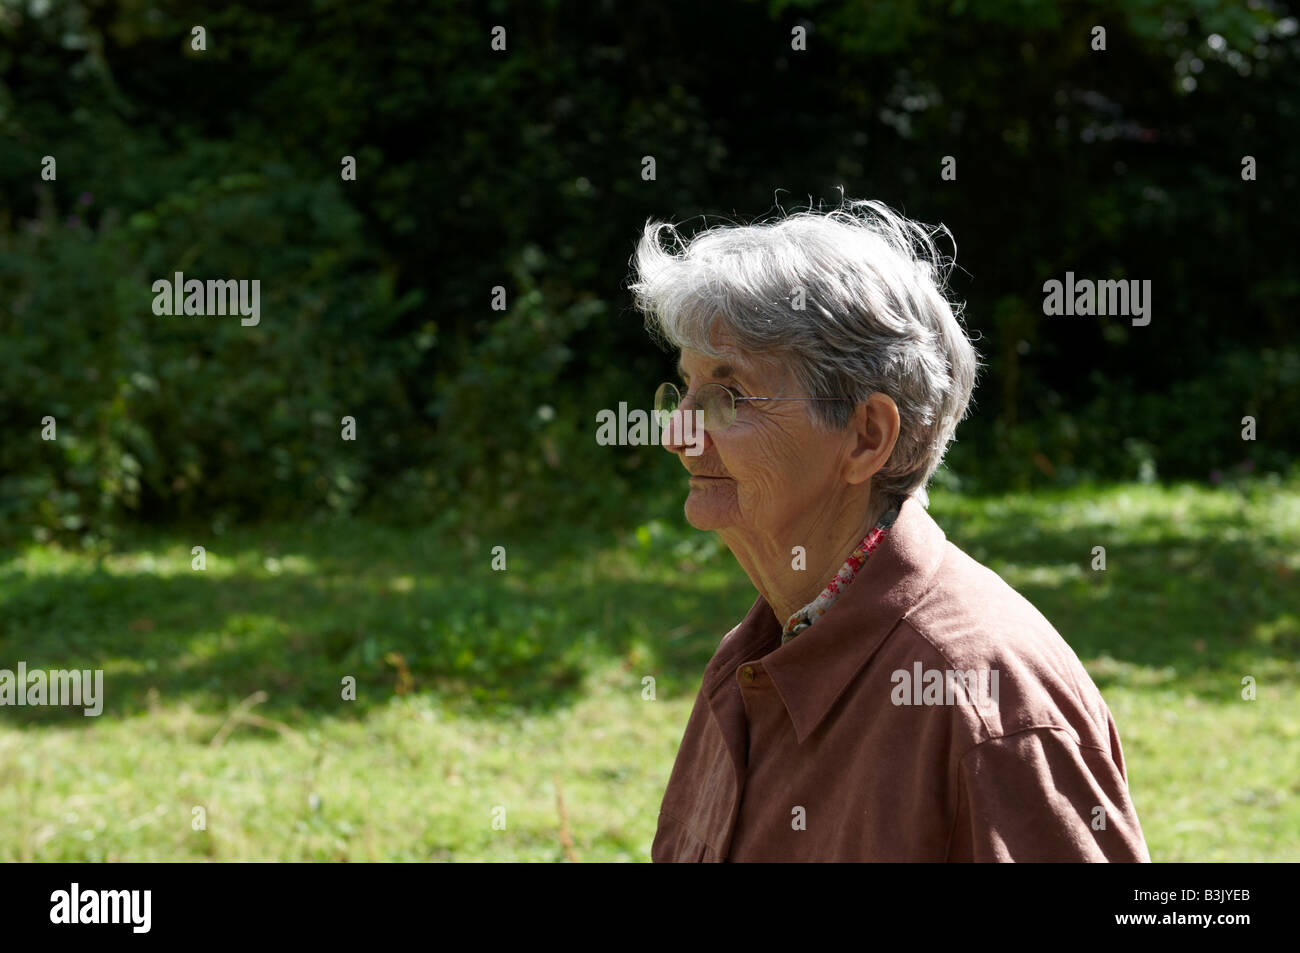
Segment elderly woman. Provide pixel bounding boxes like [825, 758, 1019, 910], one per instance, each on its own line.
[629, 200, 1150, 862]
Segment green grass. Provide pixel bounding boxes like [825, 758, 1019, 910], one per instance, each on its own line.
[1, 477, 1298, 861]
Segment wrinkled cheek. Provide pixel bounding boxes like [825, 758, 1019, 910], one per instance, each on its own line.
[735, 477, 777, 520]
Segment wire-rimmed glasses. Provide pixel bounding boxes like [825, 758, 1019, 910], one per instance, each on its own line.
[653, 382, 848, 431]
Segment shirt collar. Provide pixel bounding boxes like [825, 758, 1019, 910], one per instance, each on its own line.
[781, 500, 901, 643]
[703, 495, 949, 744]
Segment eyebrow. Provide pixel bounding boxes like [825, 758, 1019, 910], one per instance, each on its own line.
[677, 360, 737, 381]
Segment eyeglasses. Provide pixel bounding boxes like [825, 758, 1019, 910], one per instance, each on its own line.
[653, 381, 848, 432]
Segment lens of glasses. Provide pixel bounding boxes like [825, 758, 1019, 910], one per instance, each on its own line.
[695, 383, 736, 429]
[650, 382, 681, 416]
[655, 381, 735, 431]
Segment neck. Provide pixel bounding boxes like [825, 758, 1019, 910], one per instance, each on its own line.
[719, 487, 890, 627]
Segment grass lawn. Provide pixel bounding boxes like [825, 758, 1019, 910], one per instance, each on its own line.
[1, 478, 1297, 861]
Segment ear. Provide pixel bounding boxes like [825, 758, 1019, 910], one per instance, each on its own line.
[843, 393, 900, 485]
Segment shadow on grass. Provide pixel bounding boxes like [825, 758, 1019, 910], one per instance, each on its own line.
[939, 504, 1300, 696]
[1, 495, 1295, 728]
[0, 545, 748, 727]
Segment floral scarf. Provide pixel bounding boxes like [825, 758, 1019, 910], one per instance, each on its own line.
[781, 500, 901, 644]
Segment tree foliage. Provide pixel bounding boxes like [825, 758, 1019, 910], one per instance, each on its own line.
[1, 0, 1296, 542]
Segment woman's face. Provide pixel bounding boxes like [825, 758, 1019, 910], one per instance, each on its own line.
[666, 347, 852, 541]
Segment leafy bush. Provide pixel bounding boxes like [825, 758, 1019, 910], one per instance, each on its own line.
[0, 160, 419, 543]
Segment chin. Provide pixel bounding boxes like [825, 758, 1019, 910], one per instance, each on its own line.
[683, 485, 738, 531]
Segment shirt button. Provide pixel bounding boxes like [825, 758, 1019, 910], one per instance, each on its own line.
[741, 666, 756, 681]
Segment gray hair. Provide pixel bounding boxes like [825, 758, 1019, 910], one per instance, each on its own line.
[628, 198, 978, 507]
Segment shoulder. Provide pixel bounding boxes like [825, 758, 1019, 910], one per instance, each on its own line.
[879, 538, 1118, 754]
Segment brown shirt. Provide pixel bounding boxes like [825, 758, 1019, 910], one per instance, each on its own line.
[651, 496, 1151, 862]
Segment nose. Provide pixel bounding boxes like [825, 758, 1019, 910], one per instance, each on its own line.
[661, 394, 712, 457]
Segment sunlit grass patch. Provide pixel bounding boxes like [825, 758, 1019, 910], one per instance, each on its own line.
[1, 476, 1297, 860]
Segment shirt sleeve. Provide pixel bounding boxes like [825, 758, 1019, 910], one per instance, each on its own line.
[949, 725, 1151, 862]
